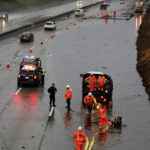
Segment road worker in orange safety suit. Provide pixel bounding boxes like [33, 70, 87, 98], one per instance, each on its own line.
[105, 10, 108, 19]
[64, 85, 72, 110]
[73, 126, 87, 150]
[97, 74, 106, 91]
[84, 92, 95, 114]
[97, 106, 111, 129]
[84, 73, 96, 92]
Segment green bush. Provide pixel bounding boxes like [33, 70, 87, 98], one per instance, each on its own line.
[0, 1, 13, 9]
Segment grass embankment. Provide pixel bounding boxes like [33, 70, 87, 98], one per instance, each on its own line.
[136, 6, 150, 98]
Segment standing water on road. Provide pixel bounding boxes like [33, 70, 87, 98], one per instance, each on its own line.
[42, 15, 150, 150]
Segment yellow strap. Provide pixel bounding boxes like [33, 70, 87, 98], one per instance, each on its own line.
[88, 132, 99, 150]
[84, 136, 89, 150]
[88, 125, 110, 150]
[93, 98, 97, 105]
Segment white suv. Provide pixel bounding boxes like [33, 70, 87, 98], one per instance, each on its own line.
[44, 21, 56, 30]
[75, 8, 85, 17]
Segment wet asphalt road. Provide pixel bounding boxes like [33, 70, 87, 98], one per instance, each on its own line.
[0, 0, 150, 150]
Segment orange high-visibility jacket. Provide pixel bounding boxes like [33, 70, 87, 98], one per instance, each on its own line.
[105, 10, 108, 16]
[97, 76, 106, 85]
[98, 108, 107, 119]
[98, 107, 105, 115]
[64, 88, 72, 99]
[73, 130, 86, 145]
[84, 95, 95, 106]
[85, 75, 96, 84]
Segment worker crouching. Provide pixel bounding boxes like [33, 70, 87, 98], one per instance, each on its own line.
[97, 106, 112, 129]
[73, 126, 87, 150]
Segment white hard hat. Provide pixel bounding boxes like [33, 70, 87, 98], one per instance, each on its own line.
[78, 126, 82, 130]
[66, 85, 70, 88]
[97, 106, 100, 109]
[88, 92, 92, 96]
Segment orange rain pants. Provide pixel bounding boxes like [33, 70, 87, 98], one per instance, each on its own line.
[76, 144, 83, 150]
[99, 114, 111, 128]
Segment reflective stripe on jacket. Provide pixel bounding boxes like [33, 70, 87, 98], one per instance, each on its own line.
[98, 108, 107, 119]
[98, 76, 106, 84]
[41, 69, 46, 76]
[64, 88, 72, 99]
[85, 75, 96, 83]
[73, 130, 86, 145]
[84, 95, 95, 105]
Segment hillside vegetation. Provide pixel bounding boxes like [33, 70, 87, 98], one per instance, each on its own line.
[136, 6, 150, 99]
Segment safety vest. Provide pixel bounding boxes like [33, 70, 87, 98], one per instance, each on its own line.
[98, 109, 107, 119]
[89, 76, 96, 83]
[73, 130, 86, 145]
[84, 95, 94, 105]
[41, 69, 46, 76]
[85, 75, 96, 83]
[105, 11, 108, 16]
[64, 88, 72, 99]
[98, 76, 105, 84]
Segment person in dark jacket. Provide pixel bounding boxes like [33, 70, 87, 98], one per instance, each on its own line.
[48, 83, 57, 107]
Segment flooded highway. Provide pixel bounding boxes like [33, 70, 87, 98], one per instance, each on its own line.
[0, 0, 150, 150]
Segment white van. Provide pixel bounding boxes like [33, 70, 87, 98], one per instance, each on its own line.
[75, 8, 85, 17]
[44, 21, 56, 30]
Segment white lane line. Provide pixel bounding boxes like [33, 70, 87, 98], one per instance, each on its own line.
[49, 107, 54, 117]
[15, 88, 22, 95]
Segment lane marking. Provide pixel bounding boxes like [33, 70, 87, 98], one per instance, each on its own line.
[48, 106, 54, 117]
[15, 88, 22, 95]
[0, 40, 18, 51]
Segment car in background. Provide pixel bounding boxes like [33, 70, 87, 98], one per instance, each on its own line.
[120, 0, 125, 4]
[0, 12, 8, 20]
[100, 3, 108, 10]
[17, 56, 43, 87]
[104, 0, 110, 6]
[20, 32, 34, 42]
[44, 21, 56, 30]
[80, 71, 113, 105]
[75, 8, 85, 17]
[135, 1, 143, 13]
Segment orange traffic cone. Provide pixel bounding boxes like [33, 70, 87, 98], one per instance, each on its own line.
[7, 62, 10, 68]
[29, 48, 32, 53]
[51, 33, 54, 38]
[66, 25, 68, 30]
